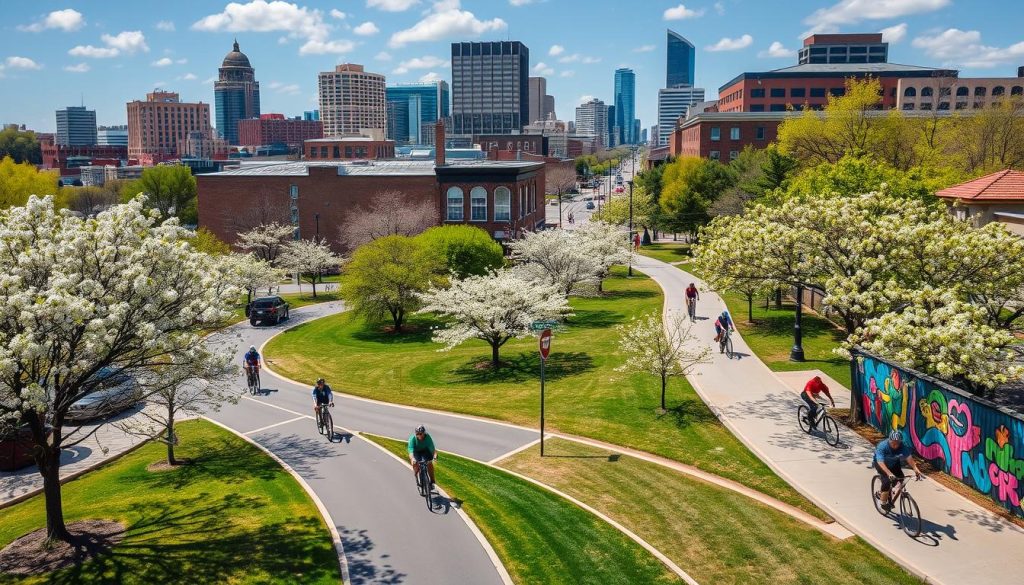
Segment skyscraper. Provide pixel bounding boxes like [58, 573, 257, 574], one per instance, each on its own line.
[528, 77, 555, 124]
[574, 98, 609, 147]
[614, 68, 637, 144]
[127, 91, 214, 161]
[318, 64, 387, 137]
[667, 30, 696, 88]
[385, 81, 449, 145]
[451, 41, 529, 135]
[657, 86, 705, 147]
[214, 40, 260, 145]
[55, 106, 97, 146]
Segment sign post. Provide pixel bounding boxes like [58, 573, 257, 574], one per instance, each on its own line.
[538, 328, 552, 456]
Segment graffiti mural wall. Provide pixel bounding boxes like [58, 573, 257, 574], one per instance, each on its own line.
[853, 348, 1024, 518]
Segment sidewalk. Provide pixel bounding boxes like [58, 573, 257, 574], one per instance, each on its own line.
[634, 254, 1024, 585]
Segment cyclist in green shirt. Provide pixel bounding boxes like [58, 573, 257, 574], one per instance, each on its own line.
[408, 425, 436, 489]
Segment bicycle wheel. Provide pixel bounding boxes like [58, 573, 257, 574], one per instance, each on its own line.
[726, 337, 734, 358]
[316, 410, 324, 435]
[797, 405, 812, 434]
[822, 415, 840, 447]
[253, 370, 260, 394]
[323, 409, 334, 441]
[422, 466, 433, 510]
[871, 476, 888, 516]
[899, 493, 922, 537]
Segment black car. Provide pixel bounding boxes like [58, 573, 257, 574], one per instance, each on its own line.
[250, 296, 290, 326]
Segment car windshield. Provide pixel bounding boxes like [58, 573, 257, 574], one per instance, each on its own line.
[253, 300, 275, 308]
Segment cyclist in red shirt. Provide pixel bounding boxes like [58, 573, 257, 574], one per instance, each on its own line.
[802, 376, 835, 430]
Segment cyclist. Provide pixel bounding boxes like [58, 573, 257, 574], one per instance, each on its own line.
[874, 430, 923, 511]
[801, 376, 835, 430]
[713, 310, 734, 346]
[311, 378, 334, 419]
[243, 345, 261, 379]
[408, 425, 437, 489]
[685, 283, 699, 316]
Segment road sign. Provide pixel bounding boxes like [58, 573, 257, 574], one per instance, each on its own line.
[538, 328, 552, 360]
[531, 320, 558, 331]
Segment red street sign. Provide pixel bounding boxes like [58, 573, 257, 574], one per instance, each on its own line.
[539, 329, 552, 360]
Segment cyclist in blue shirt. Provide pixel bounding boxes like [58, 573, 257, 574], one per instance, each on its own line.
[243, 345, 261, 376]
[311, 378, 334, 418]
[874, 430, 923, 510]
[714, 311, 734, 345]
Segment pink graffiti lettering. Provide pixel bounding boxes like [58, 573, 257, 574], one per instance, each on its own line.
[946, 400, 981, 479]
[990, 464, 1022, 507]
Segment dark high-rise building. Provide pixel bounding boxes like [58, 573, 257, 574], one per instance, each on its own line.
[667, 30, 696, 88]
[451, 41, 529, 135]
[386, 81, 449, 144]
[55, 106, 97, 146]
[214, 40, 260, 145]
[614, 68, 637, 144]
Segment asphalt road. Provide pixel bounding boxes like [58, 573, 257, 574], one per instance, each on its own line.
[206, 302, 537, 585]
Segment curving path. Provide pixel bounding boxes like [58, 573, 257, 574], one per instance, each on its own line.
[205, 302, 535, 585]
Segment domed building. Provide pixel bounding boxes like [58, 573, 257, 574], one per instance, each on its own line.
[214, 40, 260, 145]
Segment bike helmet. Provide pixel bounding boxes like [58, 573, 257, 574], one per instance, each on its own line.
[316, 377, 325, 384]
[415, 425, 426, 434]
[888, 430, 903, 442]
[249, 345, 257, 352]
[721, 311, 729, 319]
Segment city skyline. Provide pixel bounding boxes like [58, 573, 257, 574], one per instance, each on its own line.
[2, 1, 1023, 134]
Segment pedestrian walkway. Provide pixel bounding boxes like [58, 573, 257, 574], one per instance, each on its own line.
[634, 254, 1024, 585]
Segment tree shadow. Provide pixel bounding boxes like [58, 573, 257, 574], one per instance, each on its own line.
[135, 434, 288, 490]
[449, 351, 595, 385]
[349, 317, 444, 346]
[656, 398, 720, 429]
[568, 309, 624, 330]
[340, 527, 407, 585]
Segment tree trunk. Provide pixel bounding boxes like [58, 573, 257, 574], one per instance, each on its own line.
[747, 294, 754, 324]
[166, 413, 176, 465]
[392, 308, 403, 333]
[311, 278, 317, 299]
[661, 372, 667, 410]
[39, 448, 71, 543]
[775, 288, 783, 310]
[492, 342, 501, 369]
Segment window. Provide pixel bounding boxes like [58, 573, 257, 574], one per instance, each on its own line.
[770, 104, 786, 112]
[903, 87, 917, 97]
[920, 102, 932, 110]
[790, 88, 806, 98]
[751, 88, 765, 98]
[902, 103, 915, 111]
[446, 186, 464, 221]
[730, 127, 740, 140]
[770, 88, 785, 98]
[920, 87, 933, 97]
[956, 86, 969, 96]
[709, 150, 720, 160]
[810, 87, 826, 97]
[829, 87, 846, 97]
[729, 150, 738, 161]
[710, 127, 720, 141]
[494, 187, 511, 221]
[975, 86, 987, 96]
[289, 185, 298, 199]
[1013, 86, 1024, 96]
[750, 104, 765, 112]
[756, 126, 765, 140]
[993, 86, 1006, 96]
[955, 101, 968, 110]
[470, 187, 487, 221]
[938, 101, 950, 110]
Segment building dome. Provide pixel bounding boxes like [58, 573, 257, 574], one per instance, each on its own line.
[221, 40, 252, 69]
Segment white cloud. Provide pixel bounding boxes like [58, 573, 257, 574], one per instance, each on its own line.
[912, 28, 1024, 68]
[549, 44, 564, 56]
[68, 45, 119, 58]
[758, 41, 796, 58]
[368, 0, 420, 11]
[509, 0, 535, 5]
[330, 9, 347, 19]
[192, 0, 331, 41]
[156, 20, 176, 31]
[880, 23, 908, 44]
[5, 56, 42, 70]
[19, 9, 84, 32]
[375, 51, 393, 61]
[269, 80, 301, 94]
[533, 61, 554, 75]
[152, 57, 174, 67]
[179, 73, 198, 81]
[389, 0, 506, 48]
[803, 0, 948, 35]
[393, 55, 449, 74]
[632, 45, 656, 53]
[706, 34, 753, 52]
[559, 70, 575, 78]
[354, 21, 380, 36]
[64, 63, 90, 73]
[578, 94, 596, 105]
[177, 58, 188, 64]
[299, 39, 356, 55]
[419, 71, 442, 82]
[582, 56, 601, 64]
[714, 2, 725, 15]
[203, 75, 218, 84]
[663, 4, 704, 21]
[102, 31, 150, 54]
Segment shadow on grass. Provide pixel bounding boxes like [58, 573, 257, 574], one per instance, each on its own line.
[350, 317, 445, 346]
[655, 398, 721, 430]
[568, 309, 624, 329]
[136, 434, 287, 491]
[450, 351, 595, 385]
[744, 304, 846, 342]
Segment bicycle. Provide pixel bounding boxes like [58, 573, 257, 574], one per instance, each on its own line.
[871, 474, 924, 537]
[719, 327, 734, 358]
[315, 403, 334, 440]
[415, 455, 437, 511]
[686, 297, 697, 321]
[245, 367, 260, 395]
[797, 398, 840, 447]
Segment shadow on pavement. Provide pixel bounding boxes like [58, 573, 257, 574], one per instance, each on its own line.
[341, 527, 407, 585]
[252, 431, 344, 481]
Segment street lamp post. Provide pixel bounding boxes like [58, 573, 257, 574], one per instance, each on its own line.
[790, 282, 806, 362]
[628, 179, 635, 276]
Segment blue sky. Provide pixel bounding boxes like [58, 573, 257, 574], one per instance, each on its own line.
[2, 0, 1023, 134]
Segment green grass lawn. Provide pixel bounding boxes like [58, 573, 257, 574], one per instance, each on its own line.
[500, 438, 920, 585]
[0, 420, 339, 585]
[266, 266, 826, 519]
[364, 435, 679, 585]
[638, 242, 692, 264]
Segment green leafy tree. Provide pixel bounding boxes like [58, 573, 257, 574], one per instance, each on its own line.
[193, 227, 232, 256]
[340, 235, 440, 333]
[414, 225, 504, 278]
[785, 154, 939, 204]
[0, 156, 58, 208]
[121, 165, 198, 224]
[660, 157, 737, 237]
[0, 127, 42, 165]
[777, 77, 883, 166]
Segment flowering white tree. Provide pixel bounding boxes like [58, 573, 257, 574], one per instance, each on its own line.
[236, 222, 293, 265]
[575, 221, 632, 291]
[418, 269, 572, 369]
[225, 253, 285, 304]
[616, 311, 711, 411]
[279, 238, 341, 298]
[508, 228, 604, 296]
[339, 190, 438, 250]
[0, 196, 237, 543]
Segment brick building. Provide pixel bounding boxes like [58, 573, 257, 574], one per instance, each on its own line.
[304, 136, 395, 160]
[672, 112, 792, 160]
[126, 91, 214, 164]
[39, 134, 127, 177]
[238, 114, 324, 149]
[896, 73, 1024, 112]
[936, 169, 1024, 236]
[475, 134, 546, 158]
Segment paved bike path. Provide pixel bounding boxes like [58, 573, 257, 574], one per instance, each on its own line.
[206, 302, 533, 585]
[635, 254, 1024, 585]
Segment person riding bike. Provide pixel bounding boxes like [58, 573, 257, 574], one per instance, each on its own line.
[311, 378, 334, 419]
[801, 376, 835, 430]
[243, 345, 261, 378]
[874, 430, 923, 511]
[713, 311, 734, 345]
[408, 425, 437, 489]
[685, 283, 699, 313]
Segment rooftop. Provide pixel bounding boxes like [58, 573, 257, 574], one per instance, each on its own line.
[203, 159, 542, 177]
[936, 169, 1024, 202]
[720, 62, 958, 91]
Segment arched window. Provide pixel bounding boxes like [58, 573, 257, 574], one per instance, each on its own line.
[470, 187, 487, 221]
[993, 86, 1005, 96]
[975, 86, 987, 96]
[903, 87, 917, 97]
[956, 86, 969, 97]
[446, 186, 464, 221]
[921, 87, 933, 97]
[494, 186, 511, 221]
[1012, 86, 1023, 96]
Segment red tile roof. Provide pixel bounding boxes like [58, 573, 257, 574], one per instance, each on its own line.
[936, 169, 1024, 202]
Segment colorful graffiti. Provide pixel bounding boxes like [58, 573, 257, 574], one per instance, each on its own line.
[856, 351, 1024, 518]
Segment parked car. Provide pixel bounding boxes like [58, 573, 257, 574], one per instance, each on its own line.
[615, 186, 624, 193]
[250, 296, 290, 326]
[586, 201, 596, 210]
[583, 196, 593, 201]
[66, 368, 142, 423]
